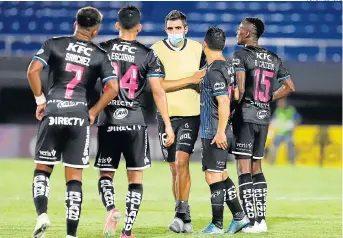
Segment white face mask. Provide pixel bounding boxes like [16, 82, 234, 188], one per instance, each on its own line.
[167, 33, 185, 46]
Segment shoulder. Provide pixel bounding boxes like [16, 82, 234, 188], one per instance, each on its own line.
[151, 40, 165, 51]
[187, 39, 203, 52]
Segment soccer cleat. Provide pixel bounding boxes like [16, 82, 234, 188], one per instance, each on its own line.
[32, 213, 51, 238]
[182, 222, 194, 233]
[225, 216, 250, 234]
[103, 208, 120, 238]
[257, 219, 268, 232]
[168, 217, 184, 233]
[66, 236, 77, 238]
[120, 232, 135, 238]
[241, 221, 260, 233]
[199, 223, 224, 235]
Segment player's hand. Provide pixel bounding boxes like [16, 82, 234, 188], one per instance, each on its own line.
[191, 68, 206, 84]
[36, 103, 46, 121]
[88, 108, 97, 125]
[164, 125, 175, 147]
[211, 132, 228, 150]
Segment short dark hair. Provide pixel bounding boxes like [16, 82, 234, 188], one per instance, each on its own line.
[165, 10, 187, 26]
[76, 6, 103, 28]
[118, 5, 141, 30]
[244, 17, 265, 39]
[204, 27, 226, 51]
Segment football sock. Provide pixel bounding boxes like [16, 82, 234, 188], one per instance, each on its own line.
[122, 184, 143, 236]
[224, 177, 245, 220]
[66, 180, 82, 237]
[175, 200, 189, 222]
[253, 173, 267, 223]
[238, 173, 255, 225]
[32, 170, 51, 215]
[209, 181, 225, 229]
[98, 176, 115, 212]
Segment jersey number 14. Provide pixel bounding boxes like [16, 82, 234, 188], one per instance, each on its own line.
[111, 62, 139, 99]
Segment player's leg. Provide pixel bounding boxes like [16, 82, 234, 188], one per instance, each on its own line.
[120, 126, 150, 238]
[172, 117, 199, 233]
[94, 126, 122, 238]
[251, 124, 269, 233]
[32, 117, 61, 238]
[286, 133, 296, 165]
[200, 138, 226, 234]
[232, 122, 256, 229]
[62, 115, 90, 238]
[269, 135, 283, 164]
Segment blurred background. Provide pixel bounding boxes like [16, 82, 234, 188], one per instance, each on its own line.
[0, 1, 341, 167]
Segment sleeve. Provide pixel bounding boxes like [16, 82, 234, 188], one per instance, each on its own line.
[277, 58, 291, 82]
[199, 51, 207, 70]
[208, 69, 229, 97]
[33, 39, 53, 68]
[146, 50, 165, 79]
[232, 51, 246, 71]
[100, 54, 119, 84]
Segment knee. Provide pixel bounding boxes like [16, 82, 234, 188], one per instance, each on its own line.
[99, 171, 114, 179]
[252, 160, 263, 175]
[205, 171, 222, 185]
[175, 158, 188, 171]
[169, 163, 177, 177]
[127, 170, 143, 184]
[237, 157, 251, 175]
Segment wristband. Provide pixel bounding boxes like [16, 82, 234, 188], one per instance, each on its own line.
[35, 94, 46, 105]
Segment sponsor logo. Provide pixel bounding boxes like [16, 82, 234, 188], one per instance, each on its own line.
[109, 100, 133, 108]
[66, 191, 82, 220]
[124, 191, 142, 232]
[144, 157, 150, 165]
[46, 100, 87, 108]
[66, 43, 93, 56]
[180, 133, 191, 140]
[113, 108, 128, 120]
[36, 49, 44, 55]
[211, 190, 221, 198]
[82, 126, 90, 164]
[214, 82, 225, 91]
[256, 53, 272, 62]
[111, 44, 137, 54]
[227, 66, 234, 75]
[236, 143, 253, 149]
[185, 123, 189, 129]
[232, 58, 240, 66]
[99, 179, 115, 208]
[257, 110, 268, 120]
[48, 117, 85, 126]
[39, 149, 56, 159]
[251, 101, 270, 109]
[107, 125, 142, 132]
[155, 68, 162, 73]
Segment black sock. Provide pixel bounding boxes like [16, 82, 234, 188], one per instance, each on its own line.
[224, 177, 245, 220]
[32, 170, 51, 215]
[238, 173, 255, 225]
[175, 200, 188, 222]
[253, 173, 267, 223]
[209, 181, 225, 229]
[98, 177, 115, 212]
[66, 180, 82, 237]
[122, 184, 143, 236]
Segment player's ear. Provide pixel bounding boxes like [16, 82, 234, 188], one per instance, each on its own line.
[73, 21, 77, 30]
[137, 24, 142, 33]
[184, 25, 188, 35]
[115, 22, 120, 31]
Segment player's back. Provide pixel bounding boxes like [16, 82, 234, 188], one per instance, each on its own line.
[98, 38, 163, 126]
[233, 46, 289, 124]
[35, 36, 110, 115]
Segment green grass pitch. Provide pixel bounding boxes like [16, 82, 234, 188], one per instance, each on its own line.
[0, 160, 341, 238]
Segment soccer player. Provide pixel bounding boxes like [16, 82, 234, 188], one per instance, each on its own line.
[151, 10, 206, 233]
[232, 17, 295, 233]
[93, 6, 174, 238]
[28, 7, 119, 238]
[199, 27, 249, 235]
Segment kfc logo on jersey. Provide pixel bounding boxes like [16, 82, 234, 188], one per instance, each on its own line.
[112, 44, 137, 54]
[48, 117, 85, 126]
[66, 43, 93, 56]
[256, 53, 272, 62]
[257, 110, 268, 120]
[113, 108, 128, 120]
[214, 82, 225, 91]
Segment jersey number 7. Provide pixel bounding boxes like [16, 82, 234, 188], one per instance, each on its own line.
[65, 63, 84, 99]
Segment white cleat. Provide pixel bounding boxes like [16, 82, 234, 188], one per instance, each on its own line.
[32, 213, 51, 238]
[66, 236, 77, 238]
[241, 221, 260, 233]
[257, 219, 268, 232]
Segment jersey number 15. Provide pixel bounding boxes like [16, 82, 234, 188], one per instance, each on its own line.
[254, 69, 274, 103]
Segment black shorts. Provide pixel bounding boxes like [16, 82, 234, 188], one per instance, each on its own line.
[157, 116, 200, 163]
[34, 112, 90, 168]
[202, 126, 234, 172]
[232, 121, 269, 159]
[94, 125, 151, 171]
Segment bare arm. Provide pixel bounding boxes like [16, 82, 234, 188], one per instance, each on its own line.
[272, 78, 295, 101]
[27, 60, 44, 98]
[89, 79, 119, 118]
[216, 95, 230, 134]
[161, 68, 206, 92]
[236, 71, 246, 103]
[233, 87, 239, 101]
[149, 77, 175, 147]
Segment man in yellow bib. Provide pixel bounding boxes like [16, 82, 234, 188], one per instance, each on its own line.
[151, 10, 206, 233]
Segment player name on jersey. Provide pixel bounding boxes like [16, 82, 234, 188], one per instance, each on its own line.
[65, 42, 92, 66]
